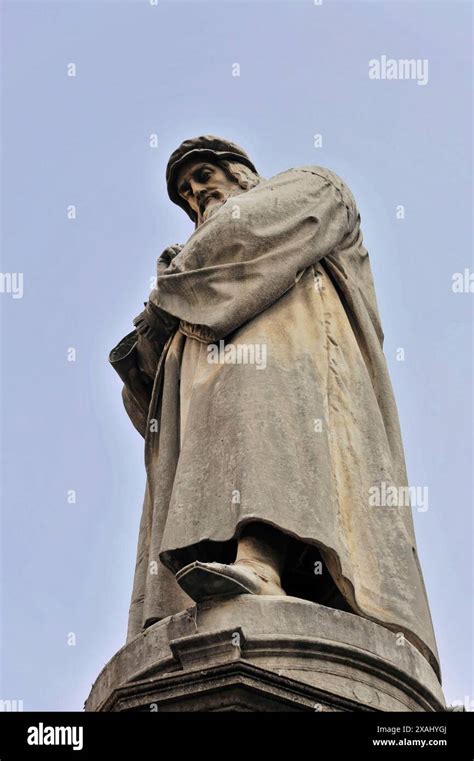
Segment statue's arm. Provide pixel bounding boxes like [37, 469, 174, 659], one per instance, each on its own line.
[109, 245, 183, 436]
[153, 167, 357, 340]
[109, 326, 173, 438]
[109, 330, 152, 437]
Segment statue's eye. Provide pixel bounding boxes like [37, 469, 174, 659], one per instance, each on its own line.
[198, 169, 212, 182]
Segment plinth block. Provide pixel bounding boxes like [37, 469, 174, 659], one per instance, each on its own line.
[85, 596, 445, 712]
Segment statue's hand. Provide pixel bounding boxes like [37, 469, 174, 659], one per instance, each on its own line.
[133, 244, 184, 342]
[157, 244, 184, 277]
[133, 299, 178, 345]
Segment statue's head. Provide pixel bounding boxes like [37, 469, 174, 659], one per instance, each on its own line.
[166, 135, 261, 227]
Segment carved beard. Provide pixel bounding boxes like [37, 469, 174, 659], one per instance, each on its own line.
[200, 187, 244, 223]
[200, 193, 224, 222]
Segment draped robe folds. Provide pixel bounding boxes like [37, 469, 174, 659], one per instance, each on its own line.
[109, 165, 441, 681]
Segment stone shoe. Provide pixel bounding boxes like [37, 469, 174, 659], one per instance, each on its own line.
[175, 560, 287, 603]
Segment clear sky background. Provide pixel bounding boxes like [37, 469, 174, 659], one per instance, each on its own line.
[1, 0, 472, 711]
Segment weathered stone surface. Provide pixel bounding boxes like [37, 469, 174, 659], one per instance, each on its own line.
[102, 136, 444, 713]
[85, 597, 445, 712]
[110, 141, 441, 679]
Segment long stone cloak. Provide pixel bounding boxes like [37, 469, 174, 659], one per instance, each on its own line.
[109, 165, 441, 680]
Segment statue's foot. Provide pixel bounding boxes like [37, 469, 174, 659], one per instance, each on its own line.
[175, 559, 286, 603]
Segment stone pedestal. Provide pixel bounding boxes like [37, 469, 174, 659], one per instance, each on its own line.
[85, 596, 445, 712]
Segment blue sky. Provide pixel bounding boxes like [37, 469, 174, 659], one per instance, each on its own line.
[1, 0, 472, 710]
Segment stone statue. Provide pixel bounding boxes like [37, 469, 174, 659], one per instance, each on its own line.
[109, 135, 440, 682]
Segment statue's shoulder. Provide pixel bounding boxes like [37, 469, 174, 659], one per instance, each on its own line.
[273, 165, 349, 191]
[265, 166, 357, 223]
[286, 165, 357, 209]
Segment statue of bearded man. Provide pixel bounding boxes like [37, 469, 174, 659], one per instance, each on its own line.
[109, 135, 441, 681]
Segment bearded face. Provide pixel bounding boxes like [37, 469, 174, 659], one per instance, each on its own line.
[176, 160, 243, 226]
